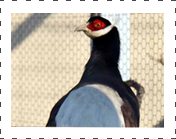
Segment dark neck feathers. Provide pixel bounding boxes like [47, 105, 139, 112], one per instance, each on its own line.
[83, 27, 121, 79]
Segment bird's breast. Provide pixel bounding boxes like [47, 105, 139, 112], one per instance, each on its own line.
[55, 84, 125, 127]
[87, 84, 125, 127]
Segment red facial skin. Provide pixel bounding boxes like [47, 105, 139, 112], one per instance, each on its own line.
[87, 19, 106, 31]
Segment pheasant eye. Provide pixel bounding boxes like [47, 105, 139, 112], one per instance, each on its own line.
[87, 19, 106, 31]
[94, 22, 102, 29]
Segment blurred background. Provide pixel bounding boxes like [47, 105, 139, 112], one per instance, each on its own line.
[11, 13, 164, 127]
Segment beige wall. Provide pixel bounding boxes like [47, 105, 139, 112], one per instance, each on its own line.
[11, 13, 90, 126]
[130, 13, 164, 127]
[11, 13, 164, 127]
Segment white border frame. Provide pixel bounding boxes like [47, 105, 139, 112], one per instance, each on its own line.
[0, 0, 176, 139]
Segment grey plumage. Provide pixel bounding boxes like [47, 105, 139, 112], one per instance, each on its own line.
[55, 86, 122, 127]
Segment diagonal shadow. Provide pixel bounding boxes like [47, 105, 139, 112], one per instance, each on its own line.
[11, 13, 51, 50]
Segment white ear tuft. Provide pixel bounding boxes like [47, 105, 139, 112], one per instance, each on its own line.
[112, 18, 120, 26]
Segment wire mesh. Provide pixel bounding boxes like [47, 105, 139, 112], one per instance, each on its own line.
[130, 13, 164, 127]
[11, 13, 90, 126]
[11, 13, 164, 127]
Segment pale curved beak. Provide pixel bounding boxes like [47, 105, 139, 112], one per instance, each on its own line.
[74, 23, 88, 32]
